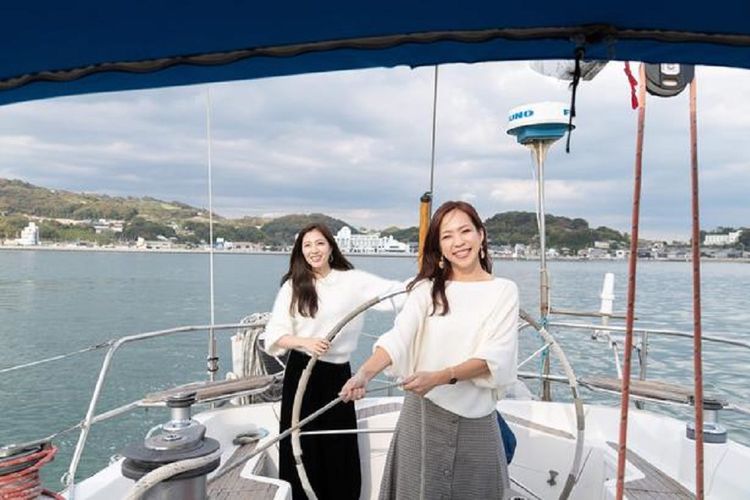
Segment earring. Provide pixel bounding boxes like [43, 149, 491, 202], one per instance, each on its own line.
[480, 248, 486, 260]
[438, 256, 445, 269]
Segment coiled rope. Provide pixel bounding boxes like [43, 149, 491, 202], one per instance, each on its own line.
[0, 443, 63, 499]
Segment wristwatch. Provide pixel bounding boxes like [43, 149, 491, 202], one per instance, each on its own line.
[448, 366, 458, 385]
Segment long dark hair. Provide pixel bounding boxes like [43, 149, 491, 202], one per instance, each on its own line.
[281, 222, 353, 317]
[408, 201, 491, 315]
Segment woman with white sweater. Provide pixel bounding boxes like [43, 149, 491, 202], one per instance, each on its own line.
[263, 222, 403, 500]
[340, 201, 519, 500]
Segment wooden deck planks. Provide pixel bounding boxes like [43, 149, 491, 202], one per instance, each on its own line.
[580, 377, 725, 408]
[207, 441, 279, 500]
[606, 442, 695, 499]
[581, 377, 695, 404]
[143, 375, 274, 404]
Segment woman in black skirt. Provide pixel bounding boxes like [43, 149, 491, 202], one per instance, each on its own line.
[264, 223, 404, 500]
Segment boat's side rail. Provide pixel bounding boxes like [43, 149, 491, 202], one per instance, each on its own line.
[548, 320, 750, 351]
[60, 322, 252, 498]
[516, 320, 750, 419]
[548, 320, 750, 404]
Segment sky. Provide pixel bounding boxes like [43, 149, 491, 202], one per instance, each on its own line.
[0, 60, 748, 241]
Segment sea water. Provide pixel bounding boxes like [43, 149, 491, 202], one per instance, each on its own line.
[0, 250, 748, 485]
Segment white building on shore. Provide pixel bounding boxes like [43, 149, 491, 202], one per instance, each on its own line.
[704, 230, 743, 246]
[93, 219, 124, 234]
[334, 226, 410, 254]
[17, 222, 40, 246]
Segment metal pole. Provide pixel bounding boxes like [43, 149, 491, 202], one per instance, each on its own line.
[532, 141, 552, 401]
[636, 330, 649, 409]
[419, 66, 439, 269]
[616, 63, 647, 500]
[689, 74, 705, 500]
[534, 142, 551, 317]
[418, 192, 432, 269]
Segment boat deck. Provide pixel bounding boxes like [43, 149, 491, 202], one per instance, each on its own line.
[607, 442, 695, 499]
[205, 400, 697, 499]
[207, 440, 278, 500]
[205, 400, 405, 499]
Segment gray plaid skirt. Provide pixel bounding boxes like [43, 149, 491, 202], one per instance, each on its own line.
[379, 392, 510, 500]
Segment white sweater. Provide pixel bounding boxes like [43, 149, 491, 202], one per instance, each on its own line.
[375, 278, 519, 418]
[263, 269, 405, 364]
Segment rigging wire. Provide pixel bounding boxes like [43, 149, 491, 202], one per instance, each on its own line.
[206, 87, 218, 381]
[0, 340, 113, 374]
[429, 65, 439, 196]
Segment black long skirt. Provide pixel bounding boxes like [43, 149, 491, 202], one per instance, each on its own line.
[279, 350, 361, 500]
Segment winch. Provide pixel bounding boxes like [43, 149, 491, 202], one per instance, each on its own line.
[121, 392, 221, 500]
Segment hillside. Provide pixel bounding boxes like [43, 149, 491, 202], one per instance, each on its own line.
[380, 213, 629, 252]
[0, 178, 357, 247]
[0, 178, 633, 250]
[0, 178, 210, 222]
[381, 225, 419, 243]
[484, 211, 629, 251]
[260, 214, 356, 244]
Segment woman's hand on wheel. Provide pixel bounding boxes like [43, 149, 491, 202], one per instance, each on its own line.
[340, 371, 369, 402]
[402, 371, 441, 396]
[300, 338, 330, 357]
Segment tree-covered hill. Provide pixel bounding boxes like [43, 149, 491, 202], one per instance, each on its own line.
[381, 212, 629, 252]
[260, 213, 355, 245]
[484, 211, 629, 250]
[0, 178, 211, 222]
[381, 226, 419, 243]
[0, 178, 358, 246]
[0, 178, 636, 250]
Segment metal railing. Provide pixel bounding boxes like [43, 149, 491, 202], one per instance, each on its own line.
[5, 308, 750, 497]
[515, 314, 750, 416]
[549, 320, 750, 389]
[57, 322, 250, 498]
[0, 318, 286, 498]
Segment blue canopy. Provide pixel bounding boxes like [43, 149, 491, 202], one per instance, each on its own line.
[2, 1, 749, 105]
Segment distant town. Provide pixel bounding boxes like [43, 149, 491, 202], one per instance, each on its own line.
[5, 218, 747, 261]
[1, 178, 747, 260]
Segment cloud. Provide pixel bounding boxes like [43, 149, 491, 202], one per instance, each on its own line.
[0, 61, 748, 238]
[490, 178, 618, 205]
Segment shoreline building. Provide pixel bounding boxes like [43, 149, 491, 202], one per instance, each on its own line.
[17, 222, 40, 246]
[334, 226, 410, 254]
[93, 219, 124, 234]
[704, 230, 743, 246]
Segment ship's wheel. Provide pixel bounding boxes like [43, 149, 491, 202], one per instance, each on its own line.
[290, 292, 585, 500]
